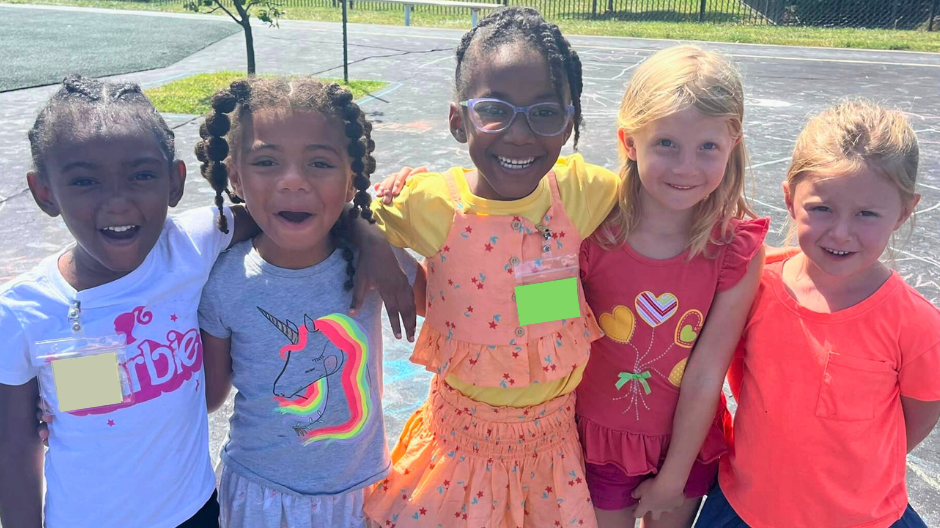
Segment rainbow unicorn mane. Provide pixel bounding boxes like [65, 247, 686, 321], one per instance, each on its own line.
[301, 313, 373, 445]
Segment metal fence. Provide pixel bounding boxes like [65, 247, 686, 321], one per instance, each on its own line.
[152, 0, 940, 29]
[752, 0, 939, 29]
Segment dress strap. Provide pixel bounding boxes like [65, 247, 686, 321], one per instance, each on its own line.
[441, 168, 464, 209]
[545, 170, 562, 205]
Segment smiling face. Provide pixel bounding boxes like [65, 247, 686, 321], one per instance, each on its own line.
[28, 126, 184, 287]
[230, 109, 354, 269]
[784, 166, 919, 280]
[622, 107, 737, 215]
[450, 41, 572, 201]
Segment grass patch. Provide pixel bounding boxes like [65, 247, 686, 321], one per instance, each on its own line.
[3, 0, 939, 52]
[144, 71, 387, 114]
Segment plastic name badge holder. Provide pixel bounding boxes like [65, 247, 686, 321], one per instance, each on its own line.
[513, 253, 581, 326]
[33, 335, 134, 414]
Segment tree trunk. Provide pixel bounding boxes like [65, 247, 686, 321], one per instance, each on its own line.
[230, 0, 256, 76]
[243, 21, 256, 76]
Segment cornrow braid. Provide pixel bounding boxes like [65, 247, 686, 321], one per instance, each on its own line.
[453, 7, 585, 147]
[28, 74, 176, 180]
[194, 77, 377, 289]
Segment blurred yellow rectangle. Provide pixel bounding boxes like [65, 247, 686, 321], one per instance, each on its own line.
[51, 353, 123, 412]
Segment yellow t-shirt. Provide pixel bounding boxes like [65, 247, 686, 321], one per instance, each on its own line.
[373, 154, 619, 406]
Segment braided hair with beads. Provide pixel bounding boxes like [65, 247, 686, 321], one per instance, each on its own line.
[454, 7, 585, 147]
[194, 76, 377, 290]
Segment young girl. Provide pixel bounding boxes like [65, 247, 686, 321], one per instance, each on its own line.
[0, 75, 250, 528]
[362, 7, 620, 528]
[194, 76, 420, 528]
[695, 101, 940, 528]
[576, 45, 767, 528]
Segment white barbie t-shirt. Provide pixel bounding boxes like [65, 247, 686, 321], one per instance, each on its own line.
[0, 206, 233, 528]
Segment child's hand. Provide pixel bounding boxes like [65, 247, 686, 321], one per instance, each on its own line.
[36, 398, 52, 447]
[373, 166, 427, 204]
[351, 237, 418, 342]
[631, 475, 686, 520]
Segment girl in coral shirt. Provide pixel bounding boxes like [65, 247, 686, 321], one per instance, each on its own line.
[696, 101, 940, 528]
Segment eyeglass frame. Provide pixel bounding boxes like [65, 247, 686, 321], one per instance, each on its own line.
[458, 98, 575, 137]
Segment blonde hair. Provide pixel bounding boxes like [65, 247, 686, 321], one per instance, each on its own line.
[786, 99, 919, 210]
[594, 45, 755, 258]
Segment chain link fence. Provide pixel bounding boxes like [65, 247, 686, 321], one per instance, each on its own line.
[151, 0, 940, 29]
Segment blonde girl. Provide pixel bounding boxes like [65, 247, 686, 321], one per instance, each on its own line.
[576, 45, 768, 528]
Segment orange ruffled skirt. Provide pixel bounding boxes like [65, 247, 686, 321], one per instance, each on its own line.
[364, 377, 596, 527]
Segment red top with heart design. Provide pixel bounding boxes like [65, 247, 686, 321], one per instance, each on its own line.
[575, 217, 768, 476]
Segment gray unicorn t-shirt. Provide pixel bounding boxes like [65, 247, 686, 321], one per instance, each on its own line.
[199, 240, 417, 496]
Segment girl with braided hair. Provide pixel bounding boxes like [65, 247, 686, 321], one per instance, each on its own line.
[0, 74, 259, 528]
[363, 8, 620, 528]
[194, 76, 421, 528]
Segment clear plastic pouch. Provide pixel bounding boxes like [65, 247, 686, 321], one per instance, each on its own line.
[33, 335, 134, 414]
[513, 253, 581, 326]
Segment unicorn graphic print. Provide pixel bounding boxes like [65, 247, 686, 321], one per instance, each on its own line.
[257, 308, 376, 446]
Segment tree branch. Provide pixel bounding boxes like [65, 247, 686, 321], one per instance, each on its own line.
[232, 0, 251, 21]
[211, 0, 242, 23]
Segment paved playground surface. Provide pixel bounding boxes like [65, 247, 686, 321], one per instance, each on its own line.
[1, 4, 939, 525]
[0, 6, 238, 91]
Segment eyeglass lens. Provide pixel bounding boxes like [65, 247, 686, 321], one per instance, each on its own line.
[470, 100, 568, 136]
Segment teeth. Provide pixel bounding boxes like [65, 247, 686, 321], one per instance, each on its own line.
[825, 248, 850, 256]
[668, 184, 694, 190]
[102, 225, 135, 233]
[497, 156, 535, 170]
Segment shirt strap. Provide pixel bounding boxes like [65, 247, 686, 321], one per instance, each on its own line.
[545, 170, 562, 205]
[441, 168, 464, 209]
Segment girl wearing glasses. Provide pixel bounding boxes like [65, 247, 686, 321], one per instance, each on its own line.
[363, 7, 619, 528]
[576, 46, 767, 528]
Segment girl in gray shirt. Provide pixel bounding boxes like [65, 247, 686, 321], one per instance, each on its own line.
[196, 76, 419, 528]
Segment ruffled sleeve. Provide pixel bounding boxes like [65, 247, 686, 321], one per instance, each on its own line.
[716, 217, 770, 292]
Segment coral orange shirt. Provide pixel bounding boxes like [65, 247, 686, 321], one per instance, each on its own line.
[720, 259, 940, 528]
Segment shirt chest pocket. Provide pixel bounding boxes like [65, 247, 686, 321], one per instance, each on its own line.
[815, 352, 896, 422]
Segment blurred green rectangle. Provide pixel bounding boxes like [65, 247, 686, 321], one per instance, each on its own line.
[515, 277, 580, 326]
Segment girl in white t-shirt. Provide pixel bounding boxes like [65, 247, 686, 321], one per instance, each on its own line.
[0, 74, 410, 528]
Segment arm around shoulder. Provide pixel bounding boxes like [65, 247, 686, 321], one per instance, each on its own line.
[558, 155, 620, 238]
[201, 331, 233, 413]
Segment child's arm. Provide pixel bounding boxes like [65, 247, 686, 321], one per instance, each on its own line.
[763, 244, 800, 264]
[414, 260, 427, 318]
[0, 380, 44, 528]
[901, 396, 940, 453]
[201, 331, 234, 413]
[632, 247, 765, 520]
[348, 206, 418, 342]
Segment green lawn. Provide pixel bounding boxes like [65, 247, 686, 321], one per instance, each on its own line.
[3, 0, 939, 52]
[145, 71, 387, 114]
